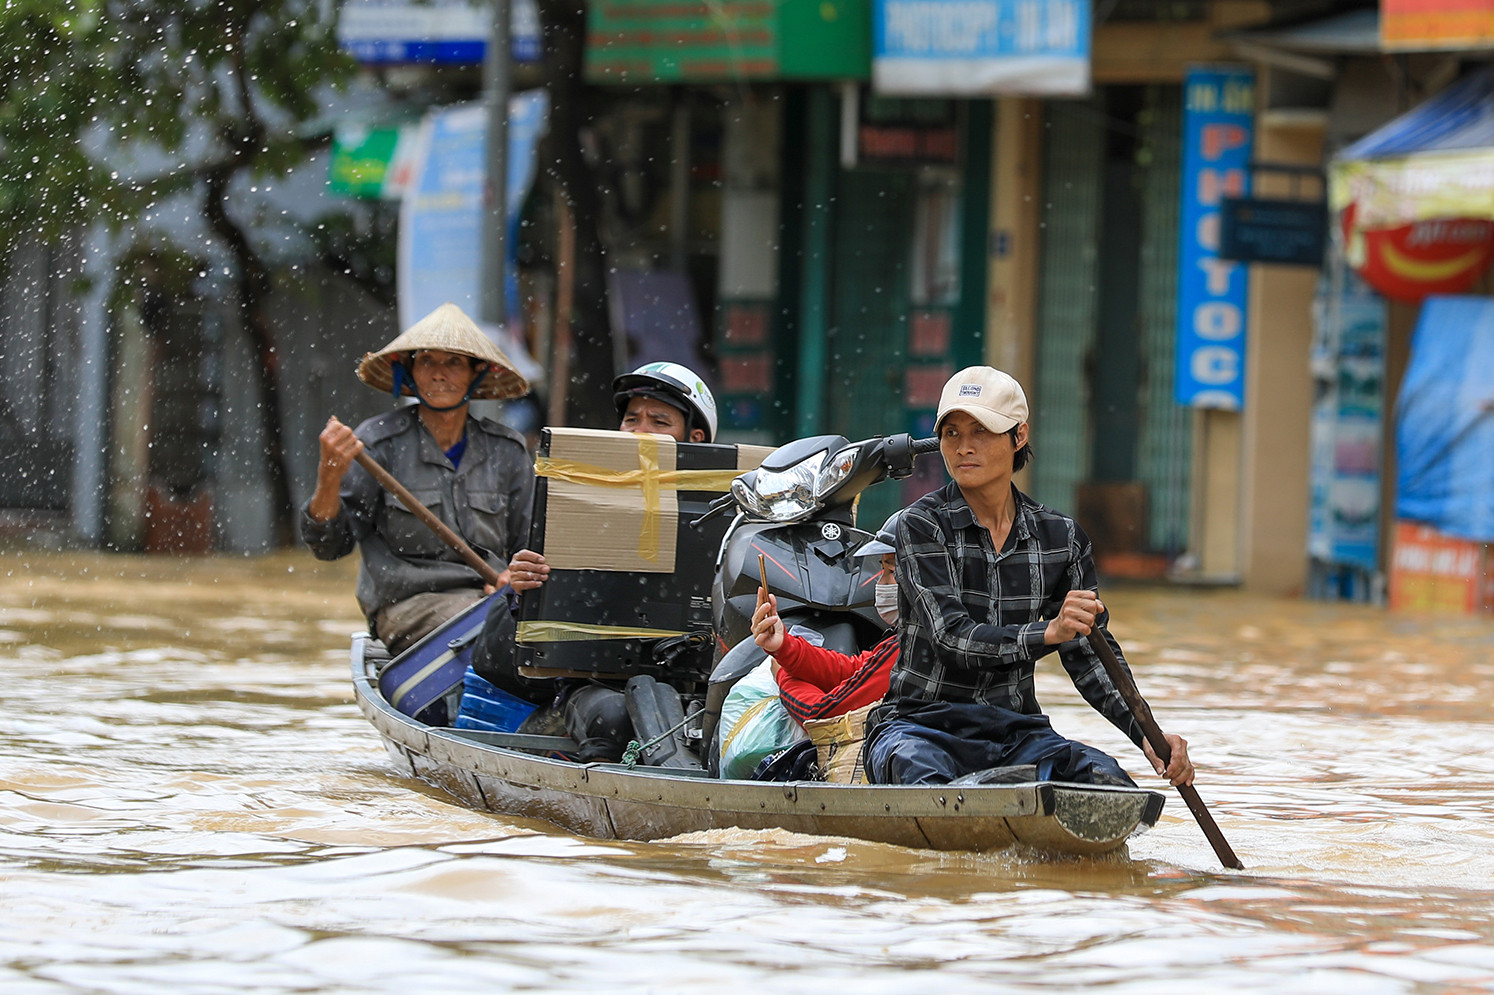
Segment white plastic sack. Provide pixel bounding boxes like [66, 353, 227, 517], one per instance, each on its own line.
[717, 658, 807, 780]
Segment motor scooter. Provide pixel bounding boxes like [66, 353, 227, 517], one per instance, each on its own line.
[693, 432, 940, 764]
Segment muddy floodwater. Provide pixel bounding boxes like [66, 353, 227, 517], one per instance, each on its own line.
[3, 550, 1493, 993]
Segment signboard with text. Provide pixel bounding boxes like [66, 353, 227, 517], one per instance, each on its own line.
[338, 0, 541, 65]
[328, 122, 421, 199]
[872, 0, 1089, 96]
[1219, 198, 1326, 266]
[1382, 0, 1494, 51]
[585, 0, 871, 83]
[1175, 66, 1254, 410]
[858, 96, 959, 165]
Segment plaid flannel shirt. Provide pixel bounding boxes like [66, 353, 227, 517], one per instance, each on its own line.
[888, 480, 1144, 748]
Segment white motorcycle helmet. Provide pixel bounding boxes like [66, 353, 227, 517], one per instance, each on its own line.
[612, 361, 719, 442]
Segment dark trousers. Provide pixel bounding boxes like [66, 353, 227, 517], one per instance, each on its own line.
[374, 589, 484, 656]
[470, 602, 559, 706]
[864, 701, 1135, 787]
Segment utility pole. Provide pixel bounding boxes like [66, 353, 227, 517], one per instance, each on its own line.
[481, 0, 511, 328]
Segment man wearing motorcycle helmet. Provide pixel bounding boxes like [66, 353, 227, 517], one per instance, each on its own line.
[469, 361, 718, 761]
[503, 361, 717, 593]
[613, 360, 718, 444]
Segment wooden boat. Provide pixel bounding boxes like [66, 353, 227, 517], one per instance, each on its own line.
[352, 634, 1166, 856]
[353, 636, 1165, 854]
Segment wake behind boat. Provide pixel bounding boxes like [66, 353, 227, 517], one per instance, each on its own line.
[352, 633, 1166, 856]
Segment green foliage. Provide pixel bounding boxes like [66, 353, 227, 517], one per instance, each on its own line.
[0, 0, 357, 252]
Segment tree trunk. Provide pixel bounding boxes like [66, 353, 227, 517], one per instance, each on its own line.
[537, 0, 619, 430]
[205, 166, 295, 546]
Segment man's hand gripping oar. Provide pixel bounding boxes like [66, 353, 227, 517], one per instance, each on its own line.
[1071, 595, 1243, 870]
[314, 416, 506, 591]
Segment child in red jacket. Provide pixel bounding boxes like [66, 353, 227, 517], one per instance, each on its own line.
[749, 512, 904, 725]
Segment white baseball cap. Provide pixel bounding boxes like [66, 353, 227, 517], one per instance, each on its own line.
[935, 366, 1029, 434]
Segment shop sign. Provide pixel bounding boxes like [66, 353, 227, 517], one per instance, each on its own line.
[1382, 0, 1494, 51]
[1174, 66, 1255, 410]
[338, 0, 541, 65]
[1219, 197, 1326, 266]
[328, 123, 421, 199]
[1389, 522, 1493, 614]
[871, 0, 1089, 96]
[857, 97, 958, 165]
[585, 0, 871, 84]
[1343, 206, 1494, 303]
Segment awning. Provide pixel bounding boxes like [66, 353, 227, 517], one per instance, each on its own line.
[1330, 68, 1494, 229]
[1223, 9, 1390, 79]
[1226, 8, 1384, 56]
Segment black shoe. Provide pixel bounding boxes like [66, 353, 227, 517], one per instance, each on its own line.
[950, 764, 1038, 785]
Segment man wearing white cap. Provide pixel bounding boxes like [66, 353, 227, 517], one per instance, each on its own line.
[863, 366, 1195, 788]
[301, 303, 534, 654]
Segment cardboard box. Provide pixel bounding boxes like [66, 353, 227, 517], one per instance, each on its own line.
[535, 427, 770, 572]
[1388, 521, 1494, 614]
[516, 428, 772, 681]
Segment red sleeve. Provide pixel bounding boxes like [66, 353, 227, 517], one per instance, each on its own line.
[773, 633, 861, 690]
[774, 633, 898, 723]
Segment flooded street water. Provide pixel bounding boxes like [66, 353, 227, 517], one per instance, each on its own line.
[2, 550, 1493, 993]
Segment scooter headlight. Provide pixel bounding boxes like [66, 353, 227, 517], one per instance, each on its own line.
[733, 450, 826, 522]
[814, 444, 860, 501]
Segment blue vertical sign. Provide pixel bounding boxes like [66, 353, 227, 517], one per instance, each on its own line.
[1175, 67, 1254, 409]
[396, 92, 549, 332]
[398, 103, 485, 329]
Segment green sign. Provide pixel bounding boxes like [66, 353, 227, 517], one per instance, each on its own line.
[586, 0, 870, 84]
[328, 126, 405, 199]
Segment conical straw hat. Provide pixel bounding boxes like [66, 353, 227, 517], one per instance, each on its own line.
[356, 303, 530, 401]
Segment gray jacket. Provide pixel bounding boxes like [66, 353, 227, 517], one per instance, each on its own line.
[300, 406, 534, 621]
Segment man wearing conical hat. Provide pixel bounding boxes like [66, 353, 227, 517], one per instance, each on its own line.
[300, 303, 534, 654]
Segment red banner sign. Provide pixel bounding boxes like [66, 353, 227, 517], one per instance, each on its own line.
[1344, 205, 1494, 302]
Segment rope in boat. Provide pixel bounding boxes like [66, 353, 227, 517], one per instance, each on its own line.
[620, 712, 693, 769]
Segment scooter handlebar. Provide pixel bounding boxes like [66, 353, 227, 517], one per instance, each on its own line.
[689, 491, 737, 528]
[912, 436, 940, 455]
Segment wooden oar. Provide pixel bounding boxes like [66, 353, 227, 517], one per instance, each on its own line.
[353, 450, 503, 588]
[1086, 628, 1244, 870]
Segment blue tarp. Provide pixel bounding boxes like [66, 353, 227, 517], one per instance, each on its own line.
[1396, 295, 1494, 541]
[1337, 67, 1494, 163]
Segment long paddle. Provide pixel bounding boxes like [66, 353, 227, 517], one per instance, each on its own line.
[1086, 628, 1244, 870]
[353, 450, 503, 588]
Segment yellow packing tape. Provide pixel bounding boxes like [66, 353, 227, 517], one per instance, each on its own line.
[639, 435, 660, 562]
[533, 456, 743, 492]
[516, 620, 690, 644]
